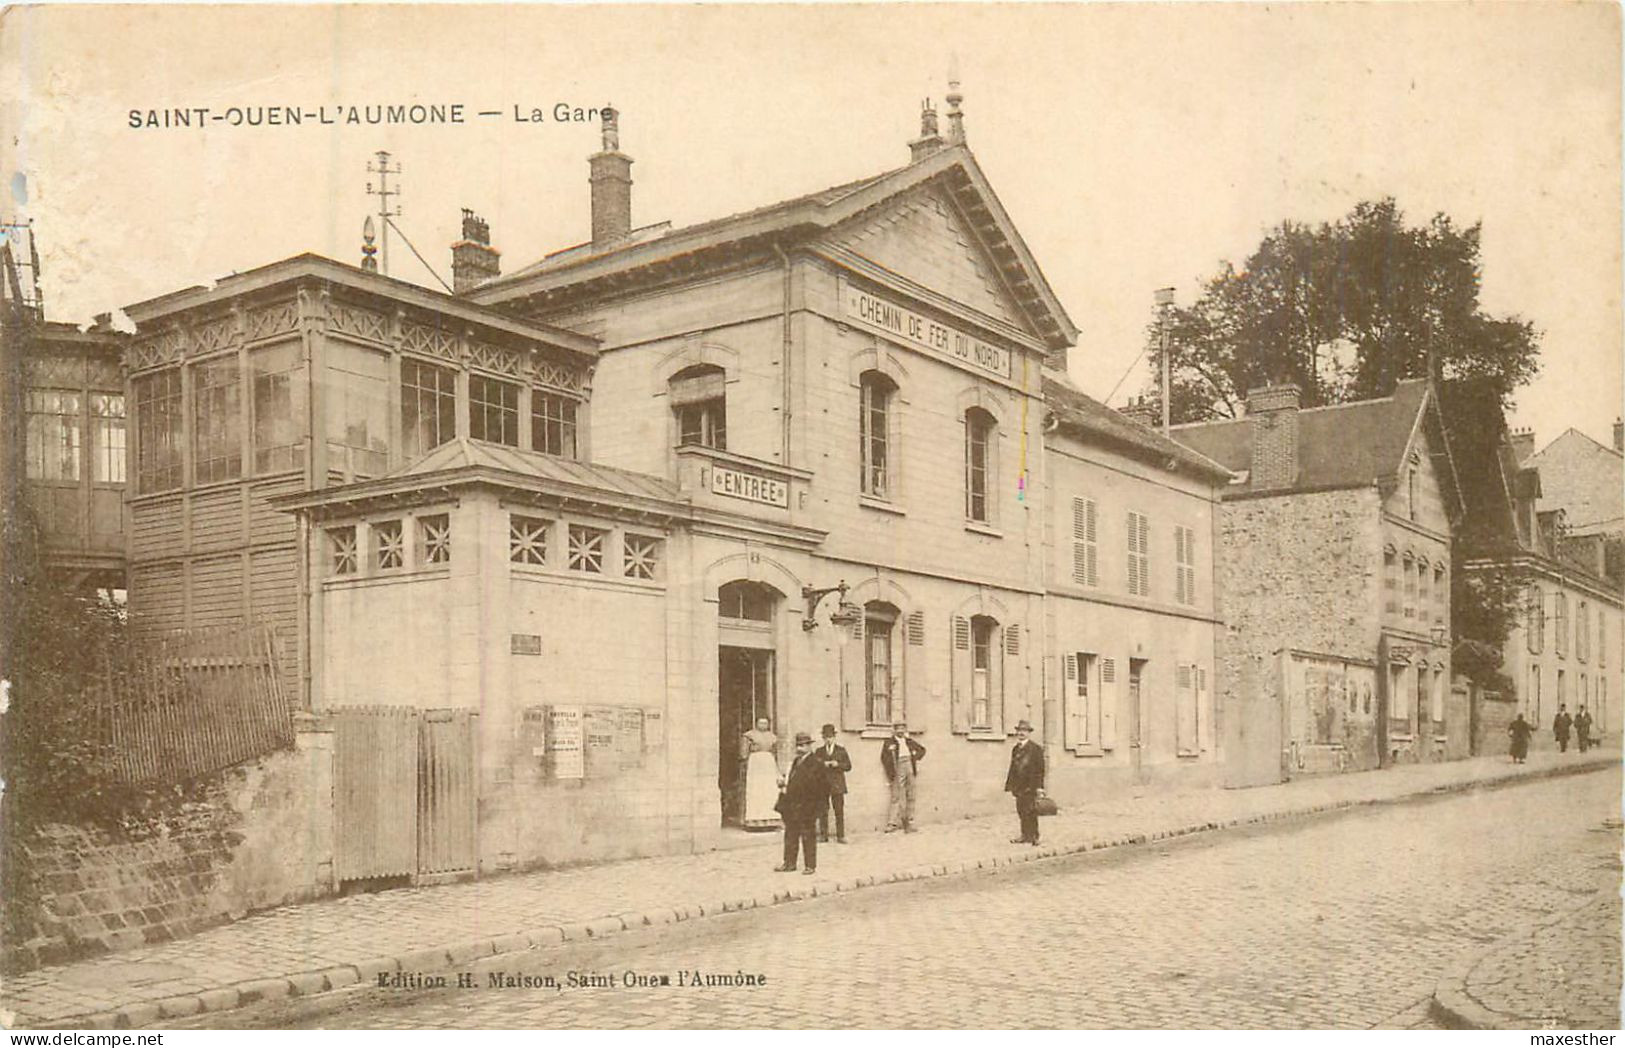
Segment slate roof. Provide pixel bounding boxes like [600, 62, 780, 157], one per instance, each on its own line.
[1169, 379, 1432, 496]
[273, 438, 683, 513]
[471, 144, 1077, 353]
[1043, 375, 1232, 481]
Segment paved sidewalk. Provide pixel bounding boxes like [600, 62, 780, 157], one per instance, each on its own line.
[1, 748, 1614, 1030]
[1434, 845, 1622, 1030]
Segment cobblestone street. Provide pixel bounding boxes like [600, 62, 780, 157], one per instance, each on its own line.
[254, 765, 1621, 1030]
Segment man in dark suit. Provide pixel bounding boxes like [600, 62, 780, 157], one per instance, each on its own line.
[1004, 719, 1045, 846]
[774, 732, 827, 875]
[815, 723, 852, 844]
[880, 721, 926, 833]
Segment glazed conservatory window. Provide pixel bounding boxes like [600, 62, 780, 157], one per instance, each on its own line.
[26, 390, 81, 481]
[532, 392, 579, 458]
[469, 375, 520, 447]
[134, 369, 183, 492]
[91, 394, 125, 483]
[192, 356, 242, 484]
[401, 358, 457, 460]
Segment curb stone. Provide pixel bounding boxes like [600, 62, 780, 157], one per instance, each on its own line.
[32, 755, 1615, 1030]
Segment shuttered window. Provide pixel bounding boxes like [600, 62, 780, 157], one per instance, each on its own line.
[1176, 663, 1200, 755]
[1071, 497, 1098, 587]
[1126, 511, 1150, 597]
[1555, 593, 1569, 656]
[971, 616, 996, 730]
[1174, 525, 1197, 606]
[1064, 652, 1098, 751]
[860, 372, 894, 498]
[865, 603, 899, 725]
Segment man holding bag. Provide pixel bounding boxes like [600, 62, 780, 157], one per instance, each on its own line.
[1005, 719, 1046, 846]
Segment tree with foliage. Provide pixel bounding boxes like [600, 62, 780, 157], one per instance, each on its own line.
[1142, 198, 1541, 422]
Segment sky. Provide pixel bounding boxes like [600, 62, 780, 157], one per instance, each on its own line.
[3, 3, 1620, 449]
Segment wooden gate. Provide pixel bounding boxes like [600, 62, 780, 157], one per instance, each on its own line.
[418, 709, 479, 881]
[332, 706, 478, 884]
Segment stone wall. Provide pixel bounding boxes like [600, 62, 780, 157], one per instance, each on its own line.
[5, 729, 333, 973]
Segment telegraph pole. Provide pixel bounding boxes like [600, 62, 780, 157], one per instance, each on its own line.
[365, 151, 402, 276]
[1155, 287, 1176, 434]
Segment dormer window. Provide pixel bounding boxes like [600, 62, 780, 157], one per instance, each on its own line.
[671, 364, 726, 450]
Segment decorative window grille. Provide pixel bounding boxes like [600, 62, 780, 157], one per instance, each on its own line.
[373, 520, 404, 571]
[510, 516, 550, 565]
[418, 514, 451, 565]
[532, 392, 579, 458]
[469, 374, 520, 447]
[1175, 525, 1197, 606]
[623, 534, 662, 581]
[401, 358, 457, 460]
[1126, 511, 1150, 597]
[91, 394, 126, 483]
[1071, 497, 1098, 587]
[329, 526, 358, 576]
[567, 524, 606, 574]
[135, 369, 183, 492]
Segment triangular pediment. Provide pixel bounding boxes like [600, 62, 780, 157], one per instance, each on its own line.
[831, 185, 1026, 329]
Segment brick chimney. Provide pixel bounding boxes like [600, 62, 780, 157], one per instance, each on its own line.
[909, 99, 944, 162]
[588, 105, 632, 246]
[1246, 383, 1301, 491]
[451, 209, 500, 294]
[1119, 396, 1158, 429]
[1509, 427, 1536, 464]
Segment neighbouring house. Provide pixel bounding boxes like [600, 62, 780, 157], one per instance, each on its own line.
[1490, 425, 1625, 748]
[1170, 379, 1467, 782]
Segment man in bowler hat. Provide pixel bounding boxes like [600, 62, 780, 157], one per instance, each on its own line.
[775, 732, 827, 874]
[1005, 719, 1045, 845]
[815, 723, 852, 844]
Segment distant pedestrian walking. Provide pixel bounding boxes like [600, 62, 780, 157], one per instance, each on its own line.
[775, 732, 827, 875]
[1575, 706, 1593, 752]
[1508, 713, 1533, 763]
[815, 723, 851, 844]
[1553, 705, 1573, 753]
[1004, 719, 1045, 846]
[881, 721, 925, 833]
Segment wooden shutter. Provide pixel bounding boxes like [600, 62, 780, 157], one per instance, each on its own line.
[1176, 663, 1198, 755]
[1071, 497, 1098, 586]
[906, 610, 925, 646]
[998, 623, 1020, 736]
[949, 615, 971, 733]
[838, 637, 865, 731]
[1100, 656, 1118, 749]
[1063, 653, 1079, 750]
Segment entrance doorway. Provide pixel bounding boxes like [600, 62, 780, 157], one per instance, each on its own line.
[1128, 658, 1148, 784]
[718, 646, 775, 826]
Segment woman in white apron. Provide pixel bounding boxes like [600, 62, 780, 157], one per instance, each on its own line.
[739, 718, 781, 830]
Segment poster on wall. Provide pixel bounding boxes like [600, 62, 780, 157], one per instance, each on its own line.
[643, 708, 665, 752]
[616, 707, 644, 769]
[546, 705, 584, 780]
[584, 705, 619, 776]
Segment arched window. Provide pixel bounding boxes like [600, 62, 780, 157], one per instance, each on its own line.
[970, 614, 1000, 729]
[864, 602, 900, 725]
[671, 364, 726, 450]
[964, 408, 995, 523]
[718, 580, 776, 622]
[859, 371, 895, 498]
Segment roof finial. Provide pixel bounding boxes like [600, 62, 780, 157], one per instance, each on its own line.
[601, 104, 620, 153]
[360, 215, 378, 273]
[945, 56, 965, 144]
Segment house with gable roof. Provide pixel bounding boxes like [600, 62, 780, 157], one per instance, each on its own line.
[1171, 378, 1467, 781]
